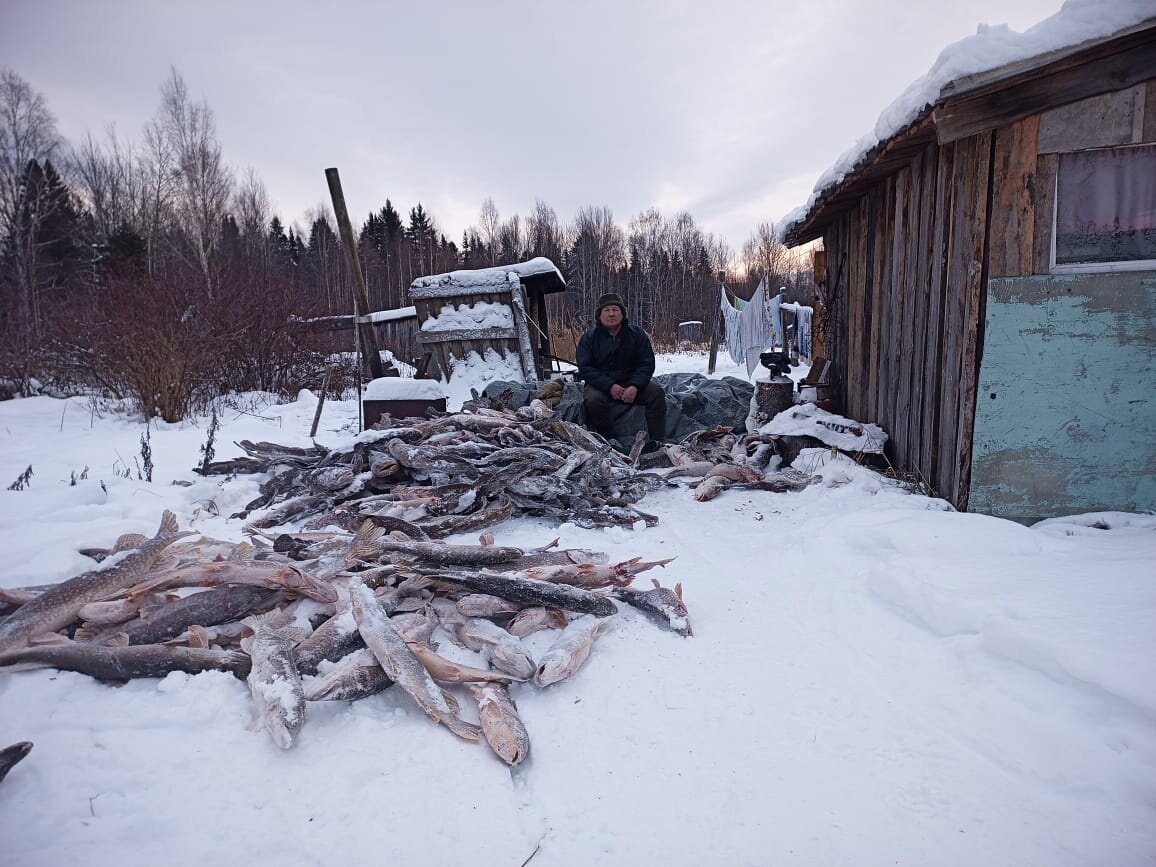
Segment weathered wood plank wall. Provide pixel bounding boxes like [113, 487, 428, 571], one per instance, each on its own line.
[817, 76, 1156, 517]
[821, 132, 992, 509]
[413, 290, 523, 381]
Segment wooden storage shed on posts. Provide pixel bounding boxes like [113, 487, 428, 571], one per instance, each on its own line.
[408, 257, 566, 382]
[784, 15, 1156, 521]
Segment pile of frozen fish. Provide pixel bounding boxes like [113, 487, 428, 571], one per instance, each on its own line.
[660, 428, 813, 501]
[200, 399, 667, 533]
[0, 509, 689, 766]
[199, 398, 813, 541]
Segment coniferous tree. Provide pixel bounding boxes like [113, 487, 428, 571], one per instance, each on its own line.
[35, 160, 89, 299]
[302, 218, 342, 314]
[104, 224, 148, 278]
[379, 200, 405, 303]
[407, 204, 434, 277]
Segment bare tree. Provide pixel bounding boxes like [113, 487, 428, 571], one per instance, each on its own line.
[154, 68, 234, 296]
[234, 167, 270, 242]
[140, 112, 179, 275]
[566, 204, 624, 319]
[0, 68, 63, 341]
[496, 214, 524, 265]
[478, 196, 500, 265]
[71, 124, 150, 243]
[706, 236, 733, 277]
[526, 199, 563, 264]
[741, 221, 792, 287]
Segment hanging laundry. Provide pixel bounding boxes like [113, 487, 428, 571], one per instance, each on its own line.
[780, 301, 814, 359]
[719, 279, 776, 376]
[720, 285, 745, 365]
[768, 288, 785, 349]
[795, 306, 812, 358]
[740, 279, 775, 376]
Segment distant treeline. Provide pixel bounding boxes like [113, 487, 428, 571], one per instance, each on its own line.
[0, 67, 812, 419]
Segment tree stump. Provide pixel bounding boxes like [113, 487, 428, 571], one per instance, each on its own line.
[747, 379, 795, 431]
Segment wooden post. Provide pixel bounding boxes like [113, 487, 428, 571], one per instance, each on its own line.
[509, 282, 536, 382]
[309, 367, 332, 438]
[707, 270, 725, 374]
[533, 289, 553, 376]
[325, 167, 385, 380]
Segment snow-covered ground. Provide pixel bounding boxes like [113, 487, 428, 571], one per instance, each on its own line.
[1, 352, 1154, 866]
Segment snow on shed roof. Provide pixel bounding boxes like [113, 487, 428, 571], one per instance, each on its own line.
[781, 0, 1156, 246]
[409, 257, 566, 296]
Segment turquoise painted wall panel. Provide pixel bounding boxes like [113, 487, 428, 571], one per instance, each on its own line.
[969, 273, 1156, 521]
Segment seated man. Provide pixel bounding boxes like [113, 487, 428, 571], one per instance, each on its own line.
[576, 293, 667, 449]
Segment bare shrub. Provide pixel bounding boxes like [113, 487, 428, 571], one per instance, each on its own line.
[50, 269, 223, 421]
[195, 263, 334, 399]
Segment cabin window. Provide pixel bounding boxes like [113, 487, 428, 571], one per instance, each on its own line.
[1052, 143, 1156, 272]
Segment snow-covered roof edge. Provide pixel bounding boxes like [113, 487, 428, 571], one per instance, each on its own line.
[780, 0, 1156, 246]
[409, 257, 564, 291]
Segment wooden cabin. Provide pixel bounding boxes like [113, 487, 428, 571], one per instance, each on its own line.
[408, 257, 567, 382]
[784, 19, 1156, 521]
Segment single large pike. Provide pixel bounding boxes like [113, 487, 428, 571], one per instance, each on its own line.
[126, 559, 337, 603]
[0, 635, 249, 680]
[0, 511, 192, 655]
[415, 568, 617, 617]
[241, 611, 306, 749]
[349, 583, 480, 741]
[371, 536, 524, 566]
[499, 556, 675, 590]
[80, 585, 279, 646]
[407, 642, 521, 684]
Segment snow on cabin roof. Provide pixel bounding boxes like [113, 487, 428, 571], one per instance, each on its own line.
[780, 0, 1156, 245]
[409, 257, 566, 296]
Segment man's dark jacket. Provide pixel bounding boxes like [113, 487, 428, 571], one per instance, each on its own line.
[576, 317, 657, 393]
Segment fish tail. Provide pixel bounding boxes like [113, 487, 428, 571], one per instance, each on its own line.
[155, 510, 181, 540]
[445, 715, 481, 742]
[242, 609, 281, 631]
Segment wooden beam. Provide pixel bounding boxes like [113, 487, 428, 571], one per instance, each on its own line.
[1031, 154, 1059, 275]
[417, 326, 518, 344]
[533, 290, 553, 374]
[954, 132, 994, 512]
[933, 28, 1156, 144]
[409, 279, 514, 299]
[325, 167, 385, 380]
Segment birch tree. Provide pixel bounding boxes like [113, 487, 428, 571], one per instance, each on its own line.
[154, 68, 233, 296]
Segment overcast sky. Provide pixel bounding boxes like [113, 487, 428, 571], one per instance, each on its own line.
[3, 0, 1065, 254]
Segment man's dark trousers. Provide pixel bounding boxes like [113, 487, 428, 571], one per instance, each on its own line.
[583, 382, 667, 443]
